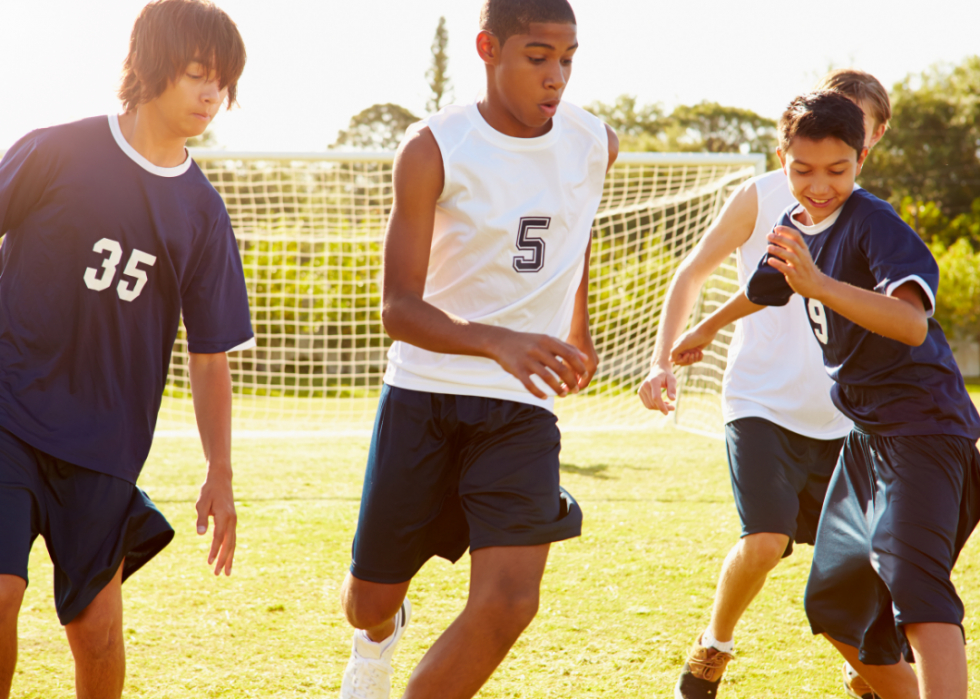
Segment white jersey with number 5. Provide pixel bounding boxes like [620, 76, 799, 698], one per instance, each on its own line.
[723, 169, 852, 439]
[384, 101, 609, 411]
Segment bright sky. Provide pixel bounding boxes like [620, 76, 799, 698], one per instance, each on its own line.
[1, 0, 978, 152]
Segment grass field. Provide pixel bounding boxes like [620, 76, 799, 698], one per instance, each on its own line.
[13, 419, 980, 698]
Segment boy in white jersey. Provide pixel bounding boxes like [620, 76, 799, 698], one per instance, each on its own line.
[336, 2, 618, 698]
[636, 71, 891, 699]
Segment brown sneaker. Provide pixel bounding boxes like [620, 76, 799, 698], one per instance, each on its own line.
[842, 662, 879, 699]
[674, 634, 734, 699]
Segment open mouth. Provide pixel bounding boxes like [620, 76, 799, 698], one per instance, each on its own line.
[539, 101, 559, 117]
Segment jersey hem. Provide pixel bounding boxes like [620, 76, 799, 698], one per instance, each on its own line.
[0, 414, 140, 485]
[187, 335, 256, 354]
[723, 406, 852, 441]
[847, 421, 980, 441]
[383, 373, 556, 413]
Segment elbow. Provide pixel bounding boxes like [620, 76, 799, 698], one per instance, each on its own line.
[381, 300, 407, 342]
[908, 322, 929, 347]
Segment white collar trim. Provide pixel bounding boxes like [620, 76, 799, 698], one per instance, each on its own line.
[108, 115, 192, 177]
[790, 202, 844, 236]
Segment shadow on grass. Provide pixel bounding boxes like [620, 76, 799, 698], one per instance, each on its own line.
[560, 462, 613, 479]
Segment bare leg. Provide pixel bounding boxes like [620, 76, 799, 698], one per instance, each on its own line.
[704, 532, 788, 642]
[823, 634, 919, 699]
[64, 562, 125, 699]
[905, 622, 967, 699]
[341, 574, 412, 642]
[402, 544, 550, 699]
[0, 575, 26, 699]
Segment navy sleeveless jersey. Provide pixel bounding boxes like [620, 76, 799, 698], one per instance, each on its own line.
[746, 188, 980, 440]
[0, 116, 254, 483]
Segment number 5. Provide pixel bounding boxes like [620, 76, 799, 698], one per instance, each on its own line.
[117, 250, 158, 302]
[513, 217, 550, 273]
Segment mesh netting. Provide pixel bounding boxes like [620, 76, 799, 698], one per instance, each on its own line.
[159, 151, 762, 435]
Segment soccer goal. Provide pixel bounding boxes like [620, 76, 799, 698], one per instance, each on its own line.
[155, 149, 765, 437]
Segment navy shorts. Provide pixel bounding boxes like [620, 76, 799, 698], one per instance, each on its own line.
[0, 426, 174, 625]
[725, 418, 844, 557]
[350, 385, 583, 584]
[804, 431, 980, 665]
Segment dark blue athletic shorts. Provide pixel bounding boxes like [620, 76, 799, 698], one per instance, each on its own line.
[350, 385, 583, 584]
[725, 418, 845, 557]
[805, 431, 980, 665]
[0, 425, 174, 625]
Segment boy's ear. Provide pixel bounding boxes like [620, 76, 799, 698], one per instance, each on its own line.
[476, 30, 501, 66]
[869, 121, 888, 149]
[776, 148, 787, 172]
[857, 147, 870, 172]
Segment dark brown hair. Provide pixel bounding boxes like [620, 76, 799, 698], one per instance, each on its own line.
[813, 69, 892, 129]
[480, 0, 577, 47]
[779, 91, 866, 156]
[119, 0, 246, 113]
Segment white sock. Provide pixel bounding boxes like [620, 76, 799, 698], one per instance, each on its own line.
[701, 629, 735, 655]
[844, 661, 859, 678]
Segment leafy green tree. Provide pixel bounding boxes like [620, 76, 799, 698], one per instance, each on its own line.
[929, 238, 980, 343]
[862, 56, 980, 220]
[333, 103, 420, 150]
[426, 16, 453, 113]
[585, 95, 668, 151]
[670, 102, 778, 168]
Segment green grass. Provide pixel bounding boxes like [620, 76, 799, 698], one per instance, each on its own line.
[14, 427, 980, 698]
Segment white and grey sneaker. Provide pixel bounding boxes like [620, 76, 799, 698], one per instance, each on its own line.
[339, 599, 412, 699]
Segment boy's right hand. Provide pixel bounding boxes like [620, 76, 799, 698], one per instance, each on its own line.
[490, 330, 590, 400]
[637, 364, 677, 415]
[670, 324, 717, 366]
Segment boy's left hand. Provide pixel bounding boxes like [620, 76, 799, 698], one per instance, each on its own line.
[766, 226, 829, 300]
[566, 331, 599, 391]
[196, 469, 237, 576]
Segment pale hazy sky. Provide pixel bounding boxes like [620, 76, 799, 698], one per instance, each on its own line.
[1, 0, 978, 152]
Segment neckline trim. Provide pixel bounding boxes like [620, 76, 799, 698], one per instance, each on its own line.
[108, 115, 193, 178]
[791, 202, 845, 236]
[465, 102, 562, 151]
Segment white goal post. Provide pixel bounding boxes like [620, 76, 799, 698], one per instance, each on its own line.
[0, 147, 763, 437]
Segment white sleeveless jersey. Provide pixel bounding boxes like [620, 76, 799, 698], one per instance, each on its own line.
[722, 169, 852, 439]
[384, 101, 609, 411]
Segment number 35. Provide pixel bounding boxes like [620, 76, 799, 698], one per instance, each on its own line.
[83, 238, 157, 302]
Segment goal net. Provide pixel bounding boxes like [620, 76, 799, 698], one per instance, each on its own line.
[157, 150, 764, 436]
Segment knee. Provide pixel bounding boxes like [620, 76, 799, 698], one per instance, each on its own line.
[341, 574, 406, 631]
[740, 533, 789, 571]
[0, 576, 26, 621]
[470, 587, 540, 638]
[66, 608, 122, 659]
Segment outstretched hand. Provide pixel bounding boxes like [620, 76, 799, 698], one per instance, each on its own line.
[637, 365, 677, 415]
[670, 324, 717, 366]
[196, 470, 237, 576]
[492, 330, 591, 399]
[766, 226, 828, 299]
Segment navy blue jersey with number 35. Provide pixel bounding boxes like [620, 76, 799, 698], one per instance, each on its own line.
[0, 116, 254, 483]
[746, 188, 980, 440]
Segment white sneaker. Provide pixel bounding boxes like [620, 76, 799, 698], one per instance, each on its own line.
[339, 599, 412, 699]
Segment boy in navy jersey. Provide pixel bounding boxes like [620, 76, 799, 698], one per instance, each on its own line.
[0, 2, 252, 698]
[336, 1, 618, 698]
[672, 91, 980, 698]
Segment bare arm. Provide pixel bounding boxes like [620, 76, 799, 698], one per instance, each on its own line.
[637, 180, 759, 414]
[766, 226, 928, 346]
[380, 128, 588, 399]
[188, 351, 237, 576]
[564, 126, 621, 391]
[670, 291, 765, 366]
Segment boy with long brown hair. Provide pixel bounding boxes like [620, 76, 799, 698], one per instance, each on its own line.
[0, 2, 251, 697]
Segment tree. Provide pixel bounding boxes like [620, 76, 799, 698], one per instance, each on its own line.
[426, 16, 453, 114]
[333, 103, 420, 150]
[670, 102, 778, 168]
[862, 56, 980, 220]
[585, 95, 668, 151]
[586, 95, 776, 166]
